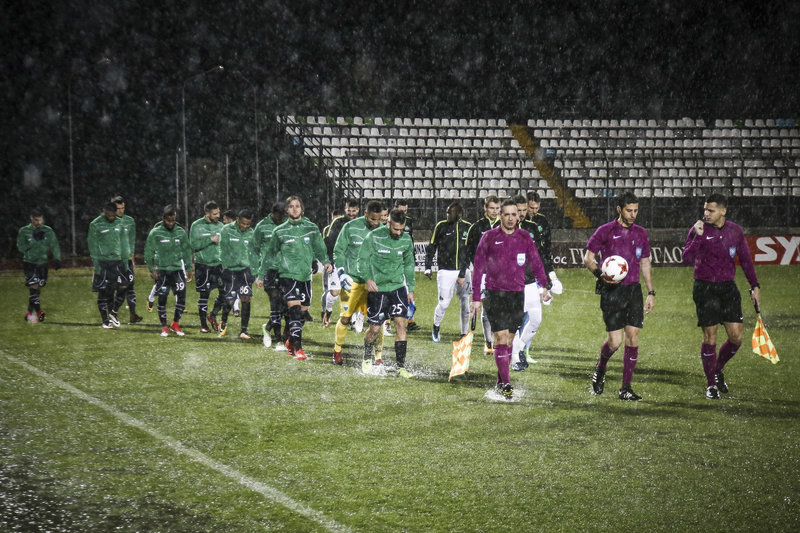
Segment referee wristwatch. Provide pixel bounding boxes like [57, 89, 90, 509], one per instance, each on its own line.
[647, 290, 656, 296]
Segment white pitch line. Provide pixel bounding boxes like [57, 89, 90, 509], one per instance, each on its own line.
[4, 353, 352, 533]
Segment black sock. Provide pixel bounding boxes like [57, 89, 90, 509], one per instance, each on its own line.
[395, 340, 408, 367]
[29, 288, 40, 312]
[198, 290, 210, 327]
[241, 300, 251, 332]
[288, 306, 303, 348]
[173, 291, 186, 323]
[158, 294, 168, 326]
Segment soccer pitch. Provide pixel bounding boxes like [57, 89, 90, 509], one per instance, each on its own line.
[1, 266, 798, 532]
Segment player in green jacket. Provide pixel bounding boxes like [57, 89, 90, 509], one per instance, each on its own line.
[260, 196, 330, 360]
[17, 208, 61, 323]
[219, 209, 258, 339]
[112, 195, 142, 324]
[253, 201, 286, 347]
[88, 201, 131, 329]
[356, 208, 417, 377]
[144, 205, 193, 337]
[330, 200, 387, 365]
[190, 201, 225, 333]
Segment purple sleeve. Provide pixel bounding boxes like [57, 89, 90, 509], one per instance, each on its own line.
[471, 233, 488, 302]
[586, 226, 604, 254]
[737, 231, 759, 287]
[682, 227, 699, 265]
[641, 229, 652, 259]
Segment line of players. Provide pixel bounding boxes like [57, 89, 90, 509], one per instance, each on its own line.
[18, 190, 760, 400]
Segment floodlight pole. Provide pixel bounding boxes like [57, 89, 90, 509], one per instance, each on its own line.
[231, 71, 260, 215]
[181, 65, 224, 225]
[66, 57, 110, 256]
[67, 85, 76, 256]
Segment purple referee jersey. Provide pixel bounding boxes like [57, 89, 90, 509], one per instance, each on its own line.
[471, 226, 548, 301]
[586, 219, 651, 285]
[682, 221, 759, 285]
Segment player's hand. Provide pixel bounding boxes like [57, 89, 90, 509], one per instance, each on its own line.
[256, 279, 264, 289]
[366, 279, 378, 292]
[337, 267, 353, 290]
[598, 271, 620, 285]
[456, 277, 465, 286]
[424, 269, 432, 279]
[407, 291, 415, 305]
[324, 263, 332, 274]
[185, 272, 193, 283]
[693, 220, 704, 236]
[210, 234, 220, 243]
[750, 286, 761, 311]
[645, 293, 655, 314]
[470, 301, 482, 317]
[150, 270, 158, 281]
[541, 288, 552, 303]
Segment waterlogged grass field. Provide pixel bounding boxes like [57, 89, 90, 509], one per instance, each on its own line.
[1, 265, 798, 532]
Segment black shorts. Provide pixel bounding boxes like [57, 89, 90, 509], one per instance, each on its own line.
[155, 269, 188, 296]
[278, 278, 312, 306]
[92, 260, 129, 292]
[693, 280, 743, 327]
[366, 287, 409, 325]
[195, 263, 223, 292]
[483, 290, 525, 333]
[221, 268, 256, 300]
[23, 262, 48, 288]
[599, 283, 644, 331]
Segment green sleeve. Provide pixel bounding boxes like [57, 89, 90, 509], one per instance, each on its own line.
[181, 228, 193, 272]
[189, 221, 205, 253]
[47, 227, 61, 261]
[16, 226, 29, 256]
[128, 218, 136, 255]
[260, 229, 279, 277]
[332, 223, 349, 269]
[87, 222, 100, 271]
[355, 231, 374, 282]
[144, 230, 156, 271]
[312, 229, 328, 264]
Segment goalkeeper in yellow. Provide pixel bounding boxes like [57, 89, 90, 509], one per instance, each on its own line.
[331, 200, 387, 366]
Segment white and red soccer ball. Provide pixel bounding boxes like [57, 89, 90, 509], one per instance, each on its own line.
[601, 255, 629, 282]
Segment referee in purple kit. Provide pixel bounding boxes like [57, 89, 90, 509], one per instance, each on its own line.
[682, 193, 760, 400]
[584, 192, 655, 401]
[470, 198, 551, 400]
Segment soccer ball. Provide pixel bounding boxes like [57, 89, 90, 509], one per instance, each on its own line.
[601, 255, 629, 282]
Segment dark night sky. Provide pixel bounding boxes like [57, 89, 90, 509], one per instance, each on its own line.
[2, 0, 799, 255]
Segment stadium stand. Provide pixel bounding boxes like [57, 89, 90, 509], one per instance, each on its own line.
[280, 115, 799, 228]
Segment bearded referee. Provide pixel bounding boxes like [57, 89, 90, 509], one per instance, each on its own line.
[584, 192, 655, 401]
[682, 193, 760, 400]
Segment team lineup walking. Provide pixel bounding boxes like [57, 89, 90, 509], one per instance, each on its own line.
[17, 191, 766, 401]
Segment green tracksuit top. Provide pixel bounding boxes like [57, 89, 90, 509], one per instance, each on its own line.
[88, 215, 130, 270]
[265, 217, 328, 282]
[253, 214, 281, 277]
[144, 223, 193, 272]
[219, 222, 257, 272]
[17, 224, 61, 264]
[116, 214, 136, 260]
[333, 216, 380, 283]
[356, 225, 416, 293]
[189, 216, 224, 266]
